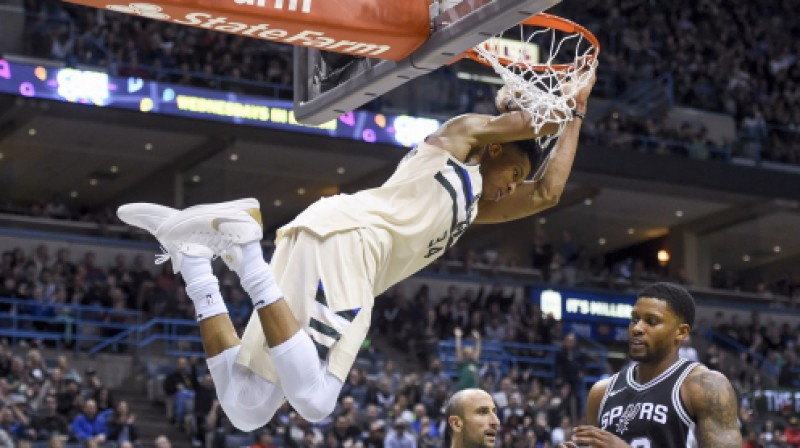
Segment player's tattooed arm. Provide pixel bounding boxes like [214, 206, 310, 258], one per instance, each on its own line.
[684, 368, 742, 448]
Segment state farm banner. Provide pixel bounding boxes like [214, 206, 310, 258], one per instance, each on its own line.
[62, 0, 431, 61]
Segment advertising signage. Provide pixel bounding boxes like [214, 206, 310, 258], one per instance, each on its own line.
[751, 389, 800, 414]
[534, 287, 636, 342]
[0, 59, 440, 148]
[535, 287, 636, 324]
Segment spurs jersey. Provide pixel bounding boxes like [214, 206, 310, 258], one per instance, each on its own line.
[278, 142, 482, 295]
[598, 358, 699, 448]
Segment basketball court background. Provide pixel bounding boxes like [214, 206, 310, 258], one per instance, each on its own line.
[0, 0, 797, 322]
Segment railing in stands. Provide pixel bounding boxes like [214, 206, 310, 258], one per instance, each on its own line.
[438, 339, 607, 413]
[88, 318, 203, 359]
[0, 297, 142, 355]
[0, 297, 205, 360]
[589, 130, 733, 161]
[437, 339, 607, 382]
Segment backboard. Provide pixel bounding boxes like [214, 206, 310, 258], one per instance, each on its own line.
[293, 0, 562, 125]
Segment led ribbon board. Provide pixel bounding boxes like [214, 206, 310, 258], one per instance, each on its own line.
[0, 59, 440, 147]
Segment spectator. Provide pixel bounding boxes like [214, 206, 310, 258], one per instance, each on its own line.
[47, 434, 66, 448]
[370, 378, 396, 414]
[52, 342, 77, 369]
[251, 431, 277, 448]
[0, 428, 13, 448]
[554, 333, 586, 418]
[420, 358, 451, 392]
[155, 434, 172, 448]
[411, 403, 438, 439]
[417, 415, 440, 448]
[384, 417, 416, 448]
[226, 287, 252, 331]
[453, 328, 481, 391]
[531, 230, 554, 281]
[162, 357, 194, 426]
[93, 387, 114, 413]
[492, 377, 516, 410]
[786, 417, 800, 448]
[5, 356, 30, 395]
[363, 421, 386, 448]
[203, 399, 229, 448]
[81, 367, 103, 398]
[679, 335, 699, 362]
[55, 378, 80, 419]
[779, 351, 799, 388]
[31, 394, 69, 442]
[284, 413, 322, 447]
[0, 401, 33, 441]
[338, 395, 360, 425]
[70, 398, 107, 444]
[330, 414, 360, 446]
[341, 368, 369, 409]
[358, 404, 382, 435]
[105, 400, 138, 445]
[550, 415, 572, 446]
[191, 358, 217, 447]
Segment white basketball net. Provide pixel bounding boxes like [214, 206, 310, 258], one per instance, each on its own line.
[473, 24, 598, 151]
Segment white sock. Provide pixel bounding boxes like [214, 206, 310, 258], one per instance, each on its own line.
[182, 256, 228, 321]
[236, 242, 283, 310]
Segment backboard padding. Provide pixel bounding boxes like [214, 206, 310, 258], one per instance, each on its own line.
[293, 0, 562, 125]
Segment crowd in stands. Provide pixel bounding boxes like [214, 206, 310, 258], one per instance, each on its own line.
[0, 339, 182, 448]
[425, 225, 800, 306]
[1, 240, 799, 446]
[5, 201, 800, 318]
[0, 342, 139, 447]
[12, 0, 800, 166]
[21, 0, 294, 97]
[0, 240, 274, 350]
[708, 310, 800, 390]
[0, 322, 796, 447]
[557, 0, 800, 164]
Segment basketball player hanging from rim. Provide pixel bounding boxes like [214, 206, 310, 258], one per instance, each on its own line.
[559, 282, 742, 448]
[117, 57, 597, 427]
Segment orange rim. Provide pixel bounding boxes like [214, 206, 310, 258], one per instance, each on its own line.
[464, 12, 600, 72]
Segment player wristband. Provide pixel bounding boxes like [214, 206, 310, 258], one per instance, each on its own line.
[572, 109, 586, 120]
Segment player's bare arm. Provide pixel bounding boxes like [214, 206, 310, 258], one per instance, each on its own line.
[475, 69, 595, 224]
[584, 378, 611, 426]
[473, 112, 581, 223]
[425, 110, 553, 161]
[682, 366, 742, 448]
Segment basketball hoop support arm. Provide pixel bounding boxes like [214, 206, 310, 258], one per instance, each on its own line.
[293, 0, 562, 125]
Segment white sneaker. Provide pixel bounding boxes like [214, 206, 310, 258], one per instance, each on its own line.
[152, 198, 263, 272]
[117, 199, 263, 273]
[118, 202, 178, 233]
[118, 202, 212, 273]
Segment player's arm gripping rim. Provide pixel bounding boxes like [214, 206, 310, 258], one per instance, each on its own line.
[471, 109, 582, 224]
[473, 69, 596, 224]
[683, 367, 742, 447]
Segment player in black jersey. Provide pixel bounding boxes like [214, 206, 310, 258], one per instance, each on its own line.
[560, 282, 741, 448]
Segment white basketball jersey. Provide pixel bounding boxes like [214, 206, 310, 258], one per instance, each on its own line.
[277, 142, 482, 295]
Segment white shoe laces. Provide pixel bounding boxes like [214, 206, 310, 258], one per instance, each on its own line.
[155, 246, 171, 265]
[153, 232, 237, 265]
